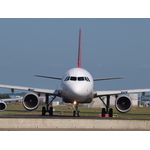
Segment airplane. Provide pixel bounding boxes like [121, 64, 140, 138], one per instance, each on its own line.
[0, 28, 150, 117]
[0, 97, 23, 111]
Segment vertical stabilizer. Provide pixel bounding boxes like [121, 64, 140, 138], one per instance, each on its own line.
[78, 28, 82, 68]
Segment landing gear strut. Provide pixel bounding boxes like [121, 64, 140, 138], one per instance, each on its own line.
[99, 95, 113, 117]
[42, 94, 56, 116]
[73, 102, 80, 117]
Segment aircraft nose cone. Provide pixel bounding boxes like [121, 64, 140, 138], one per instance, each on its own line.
[69, 85, 90, 100]
[72, 87, 83, 96]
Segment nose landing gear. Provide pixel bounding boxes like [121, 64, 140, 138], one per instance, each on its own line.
[73, 101, 80, 117]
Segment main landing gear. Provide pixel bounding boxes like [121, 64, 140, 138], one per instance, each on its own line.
[42, 94, 56, 116]
[99, 95, 113, 117]
[73, 101, 80, 117]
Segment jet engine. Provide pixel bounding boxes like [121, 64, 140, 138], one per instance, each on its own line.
[22, 93, 40, 111]
[115, 95, 132, 113]
[0, 101, 7, 111]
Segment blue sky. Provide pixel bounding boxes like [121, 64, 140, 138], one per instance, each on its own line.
[1, 18, 150, 92]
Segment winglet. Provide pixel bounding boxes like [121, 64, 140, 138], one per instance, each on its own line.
[78, 28, 82, 68]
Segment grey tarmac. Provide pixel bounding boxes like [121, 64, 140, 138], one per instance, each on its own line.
[0, 115, 150, 131]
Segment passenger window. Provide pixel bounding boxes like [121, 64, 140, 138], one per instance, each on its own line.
[78, 77, 84, 81]
[70, 76, 77, 81]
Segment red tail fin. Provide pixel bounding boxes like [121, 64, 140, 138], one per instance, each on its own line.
[78, 28, 82, 68]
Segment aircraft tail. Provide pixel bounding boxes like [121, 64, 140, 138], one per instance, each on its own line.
[78, 28, 82, 68]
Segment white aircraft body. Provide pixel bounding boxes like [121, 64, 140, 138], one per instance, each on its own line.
[1, 28, 150, 117]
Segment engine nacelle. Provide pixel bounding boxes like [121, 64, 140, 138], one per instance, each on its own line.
[22, 93, 39, 111]
[0, 101, 7, 111]
[115, 95, 132, 113]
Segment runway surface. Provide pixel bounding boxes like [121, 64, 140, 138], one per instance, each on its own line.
[0, 114, 150, 131]
[0, 114, 150, 120]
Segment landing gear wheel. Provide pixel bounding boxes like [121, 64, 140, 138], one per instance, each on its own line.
[73, 110, 80, 117]
[49, 107, 53, 116]
[77, 111, 80, 117]
[109, 108, 113, 117]
[102, 108, 106, 117]
[73, 111, 76, 117]
[42, 106, 46, 116]
[73, 102, 80, 117]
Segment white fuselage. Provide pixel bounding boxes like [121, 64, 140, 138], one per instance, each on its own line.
[61, 68, 94, 103]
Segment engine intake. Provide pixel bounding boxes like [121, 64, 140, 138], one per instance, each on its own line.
[0, 101, 7, 111]
[22, 93, 39, 111]
[115, 95, 132, 113]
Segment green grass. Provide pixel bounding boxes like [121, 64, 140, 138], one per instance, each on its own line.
[1, 103, 150, 119]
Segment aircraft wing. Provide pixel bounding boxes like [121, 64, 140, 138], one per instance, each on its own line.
[94, 88, 150, 97]
[0, 84, 61, 97]
[1, 97, 23, 102]
[93, 77, 124, 81]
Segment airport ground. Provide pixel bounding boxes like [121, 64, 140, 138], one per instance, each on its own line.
[1, 103, 150, 119]
[1, 103, 150, 131]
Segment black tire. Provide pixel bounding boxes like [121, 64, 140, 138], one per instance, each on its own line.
[49, 107, 53, 116]
[102, 108, 105, 117]
[77, 111, 80, 117]
[73, 111, 76, 117]
[42, 106, 46, 116]
[109, 108, 113, 117]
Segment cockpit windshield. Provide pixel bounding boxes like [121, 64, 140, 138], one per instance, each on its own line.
[78, 77, 84, 81]
[64, 76, 90, 82]
[70, 76, 77, 81]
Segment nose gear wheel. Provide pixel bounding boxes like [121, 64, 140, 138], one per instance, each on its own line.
[73, 102, 80, 117]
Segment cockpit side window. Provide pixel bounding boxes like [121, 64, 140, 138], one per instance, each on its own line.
[70, 76, 77, 81]
[64, 76, 70, 81]
[85, 77, 90, 82]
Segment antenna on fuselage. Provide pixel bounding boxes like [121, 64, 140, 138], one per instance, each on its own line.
[78, 28, 82, 68]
